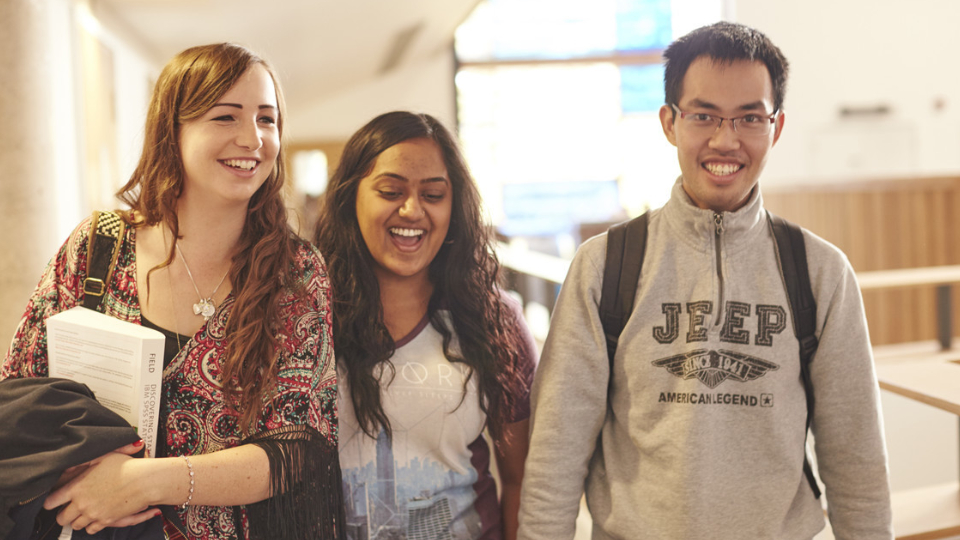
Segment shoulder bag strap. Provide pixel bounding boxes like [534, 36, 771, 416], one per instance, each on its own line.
[600, 212, 649, 373]
[769, 210, 822, 499]
[82, 210, 126, 312]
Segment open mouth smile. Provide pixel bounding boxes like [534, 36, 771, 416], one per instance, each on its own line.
[703, 162, 743, 177]
[390, 227, 426, 249]
[221, 158, 259, 171]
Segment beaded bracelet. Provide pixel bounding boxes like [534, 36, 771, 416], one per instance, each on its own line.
[180, 455, 195, 508]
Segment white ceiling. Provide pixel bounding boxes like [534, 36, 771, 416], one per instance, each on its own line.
[95, 0, 481, 113]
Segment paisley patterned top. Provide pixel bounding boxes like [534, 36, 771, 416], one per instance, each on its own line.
[1, 215, 341, 539]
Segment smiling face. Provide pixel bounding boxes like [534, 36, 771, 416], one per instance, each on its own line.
[660, 57, 785, 213]
[355, 137, 453, 286]
[178, 63, 280, 208]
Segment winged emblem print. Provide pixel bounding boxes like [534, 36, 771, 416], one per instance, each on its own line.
[652, 349, 780, 389]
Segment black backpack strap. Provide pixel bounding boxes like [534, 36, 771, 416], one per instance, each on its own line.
[768, 211, 822, 499]
[82, 210, 125, 312]
[600, 212, 649, 372]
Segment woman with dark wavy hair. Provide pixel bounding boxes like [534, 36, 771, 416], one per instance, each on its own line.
[2, 43, 342, 539]
[314, 111, 537, 540]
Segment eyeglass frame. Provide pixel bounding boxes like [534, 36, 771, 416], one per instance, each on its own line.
[670, 103, 779, 135]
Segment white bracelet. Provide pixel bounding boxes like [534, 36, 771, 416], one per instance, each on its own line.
[180, 455, 195, 508]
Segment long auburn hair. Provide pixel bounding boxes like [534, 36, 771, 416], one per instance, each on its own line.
[314, 111, 525, 441]
[116, 43, 297, 432]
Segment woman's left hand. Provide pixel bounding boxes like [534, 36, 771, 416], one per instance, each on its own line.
[43, 451, 160, 534]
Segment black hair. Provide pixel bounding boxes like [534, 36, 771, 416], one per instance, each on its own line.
[664, 21, 789, 112]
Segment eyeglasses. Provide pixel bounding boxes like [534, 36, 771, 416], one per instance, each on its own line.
[671, 104, 778, 136]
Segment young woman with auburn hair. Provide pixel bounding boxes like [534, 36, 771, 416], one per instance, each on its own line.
[314, 111, 537, 540]
[2, 43, 342, 539]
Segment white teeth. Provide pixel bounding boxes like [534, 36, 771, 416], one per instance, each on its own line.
[223, 159, 257, 170]
[704, 162, 741, 176]
[390, 228, 424, 237]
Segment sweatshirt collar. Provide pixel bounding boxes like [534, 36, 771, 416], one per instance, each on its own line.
[661, 176, 767, 252]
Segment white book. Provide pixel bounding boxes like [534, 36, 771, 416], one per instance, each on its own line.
[46, 306, 165, 457]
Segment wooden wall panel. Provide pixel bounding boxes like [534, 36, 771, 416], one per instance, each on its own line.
[763, 177, 960, 346]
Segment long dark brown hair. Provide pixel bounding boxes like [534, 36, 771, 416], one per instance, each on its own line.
[314, 111, 525, 441]
[117, 43, 297, 432]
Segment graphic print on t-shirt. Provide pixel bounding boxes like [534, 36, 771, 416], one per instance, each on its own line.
[341, 428, 482, 540]
[339, 319, 491, 540]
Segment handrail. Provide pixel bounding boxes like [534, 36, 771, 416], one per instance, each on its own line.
[857, 265, 960, 290]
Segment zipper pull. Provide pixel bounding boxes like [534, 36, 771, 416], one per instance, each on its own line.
[714, 212, 724, 236]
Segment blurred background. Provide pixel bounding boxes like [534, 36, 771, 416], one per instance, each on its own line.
[4, 0, 960, 537]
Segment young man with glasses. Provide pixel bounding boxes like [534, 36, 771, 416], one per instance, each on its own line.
[518, 22, 893, 539]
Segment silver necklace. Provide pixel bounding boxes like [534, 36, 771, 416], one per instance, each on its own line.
[175, 243, 229, 321]
[165, 265, 184, 351]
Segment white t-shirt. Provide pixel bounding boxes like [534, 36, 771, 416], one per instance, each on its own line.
[338, 307, 536, 540]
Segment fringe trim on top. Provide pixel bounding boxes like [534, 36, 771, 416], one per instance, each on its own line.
[242, 425, 345, 540]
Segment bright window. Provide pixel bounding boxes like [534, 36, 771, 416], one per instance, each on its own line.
[455, 0, 724, 242]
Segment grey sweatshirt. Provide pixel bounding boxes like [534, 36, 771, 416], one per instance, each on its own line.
[518, 179, 893, 540]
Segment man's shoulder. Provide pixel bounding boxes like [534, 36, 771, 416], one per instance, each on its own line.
[762, 212, 851, 267]
[794, 223, 852, 269]
[572, 230, 609, 269]
[772, 219, 856, 298]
